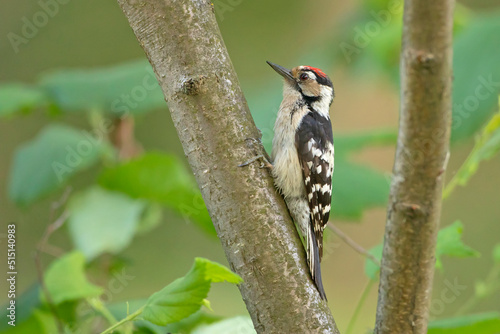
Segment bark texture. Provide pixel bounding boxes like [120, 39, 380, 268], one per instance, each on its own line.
[116, 0, 339, 332]
[374, 0, 454, 333]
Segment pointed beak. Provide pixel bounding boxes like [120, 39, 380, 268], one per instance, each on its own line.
[267, 61, 295, 83]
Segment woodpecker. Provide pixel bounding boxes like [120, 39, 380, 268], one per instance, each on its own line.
[268, 61, 334, 300]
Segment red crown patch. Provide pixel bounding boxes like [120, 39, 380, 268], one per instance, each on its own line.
[303, 66, 327, 78]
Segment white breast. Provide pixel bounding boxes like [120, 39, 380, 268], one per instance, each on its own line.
[271, 85, 309, 198]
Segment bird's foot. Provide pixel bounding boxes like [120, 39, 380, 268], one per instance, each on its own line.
[238, 154, 273, 169]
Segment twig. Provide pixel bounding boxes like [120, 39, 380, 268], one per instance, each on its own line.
[34, 187, 72, 333]
[100, 306, 144, 334]
[110, 116, 143, 161]
[454, 263, 500, 316]
[346, 279, 375, 334]
[38, 210, 70, 251]
[443, 110, 500, 199]
[34, 210, 69, 334]
[34, 209, 70, 332]
[327, 223, 380, 267]
[87, 297, 118, 328]
[50, 186, 72, 220]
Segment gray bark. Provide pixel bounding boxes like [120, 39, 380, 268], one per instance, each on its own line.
[116, 0, 340, 332]
[374, 0, 454, 333]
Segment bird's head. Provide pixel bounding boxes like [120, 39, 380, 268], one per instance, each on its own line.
[267, 61, 334, 105]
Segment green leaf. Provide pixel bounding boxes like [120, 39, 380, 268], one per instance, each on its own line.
[163, 311, 223, 334]
[332, 161, 390, 220]
[475, 280, 489, 299]
[191, 316, 256, 334]
[331, 130, 396, 219]
[39, 60, 165, 115]
[428, 312, 500, 334]
[153, 312, 223, 334]
[338, 3, 469, 81]
[451, 13, 500, 142]
[108, 301, 223, 334]
[98, 152, 215, 235]
[8, 124, 109, 206]
[435, 221, 480, 269]
[0, 84, 48, 117]
[334, 129, 398, 156]
[331, 10, 500, 143]
[493, 244, 500, 263]
[133, 328, 156, 334]
[137, 202, 163, 234]
[54, 301, 79, 326]
[356, 10, 402, 81]
[444, 110, 500, 198]
[44, 251, 103, 304]
[67, 187, 146, 260]
[364, 244, 383, 281]
[479, 129, 500, 161]
[1, 309, 57, 334]
[0, 284, 41, 332]
[142, 258, 242, 326]
[365, 221, 479, 280]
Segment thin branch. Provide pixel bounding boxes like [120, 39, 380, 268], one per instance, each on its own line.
[86, 297, 118, 329]
[327, 223, 380, 267]
[49, 186, 72, 220]
[346, 279, 375, 334]
[37, 210, 69, 252]
[110, 116, 143, 161]
[454, 262, 500, 316]
[115, 0, 339, 332]
[443, 109, 500, 199]
[100, 306, 144, 334]
[34, 187, 72, 334]
[375, 0, 454, 333]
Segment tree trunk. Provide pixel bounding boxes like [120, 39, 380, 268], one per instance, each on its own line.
[374, 0, 454, 333]
[116, 0, 340, 332]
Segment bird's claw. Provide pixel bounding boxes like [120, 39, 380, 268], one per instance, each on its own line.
[238, 154, 273, 169]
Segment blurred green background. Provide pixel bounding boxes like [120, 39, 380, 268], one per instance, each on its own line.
[1, 0, 500, 333]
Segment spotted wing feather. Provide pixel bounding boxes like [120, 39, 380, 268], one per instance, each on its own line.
[295, 112, 334, 260]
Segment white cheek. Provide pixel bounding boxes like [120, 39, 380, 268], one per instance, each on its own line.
[311, 86, 333, 118]
[299, 84, 316, 97]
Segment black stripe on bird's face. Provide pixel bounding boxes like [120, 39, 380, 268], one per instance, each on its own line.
[302, 69, 333, 89]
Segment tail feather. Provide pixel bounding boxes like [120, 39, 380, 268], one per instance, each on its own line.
[307, 225, 327, 300]
[318, 233, 323, 260]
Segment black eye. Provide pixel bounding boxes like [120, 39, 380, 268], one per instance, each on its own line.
[300, 73, 309, 81]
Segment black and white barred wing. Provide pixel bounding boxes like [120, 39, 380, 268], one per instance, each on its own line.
[295, 112, 334, 259]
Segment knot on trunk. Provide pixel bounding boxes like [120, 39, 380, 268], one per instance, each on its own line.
[181, 75, 207, 95]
